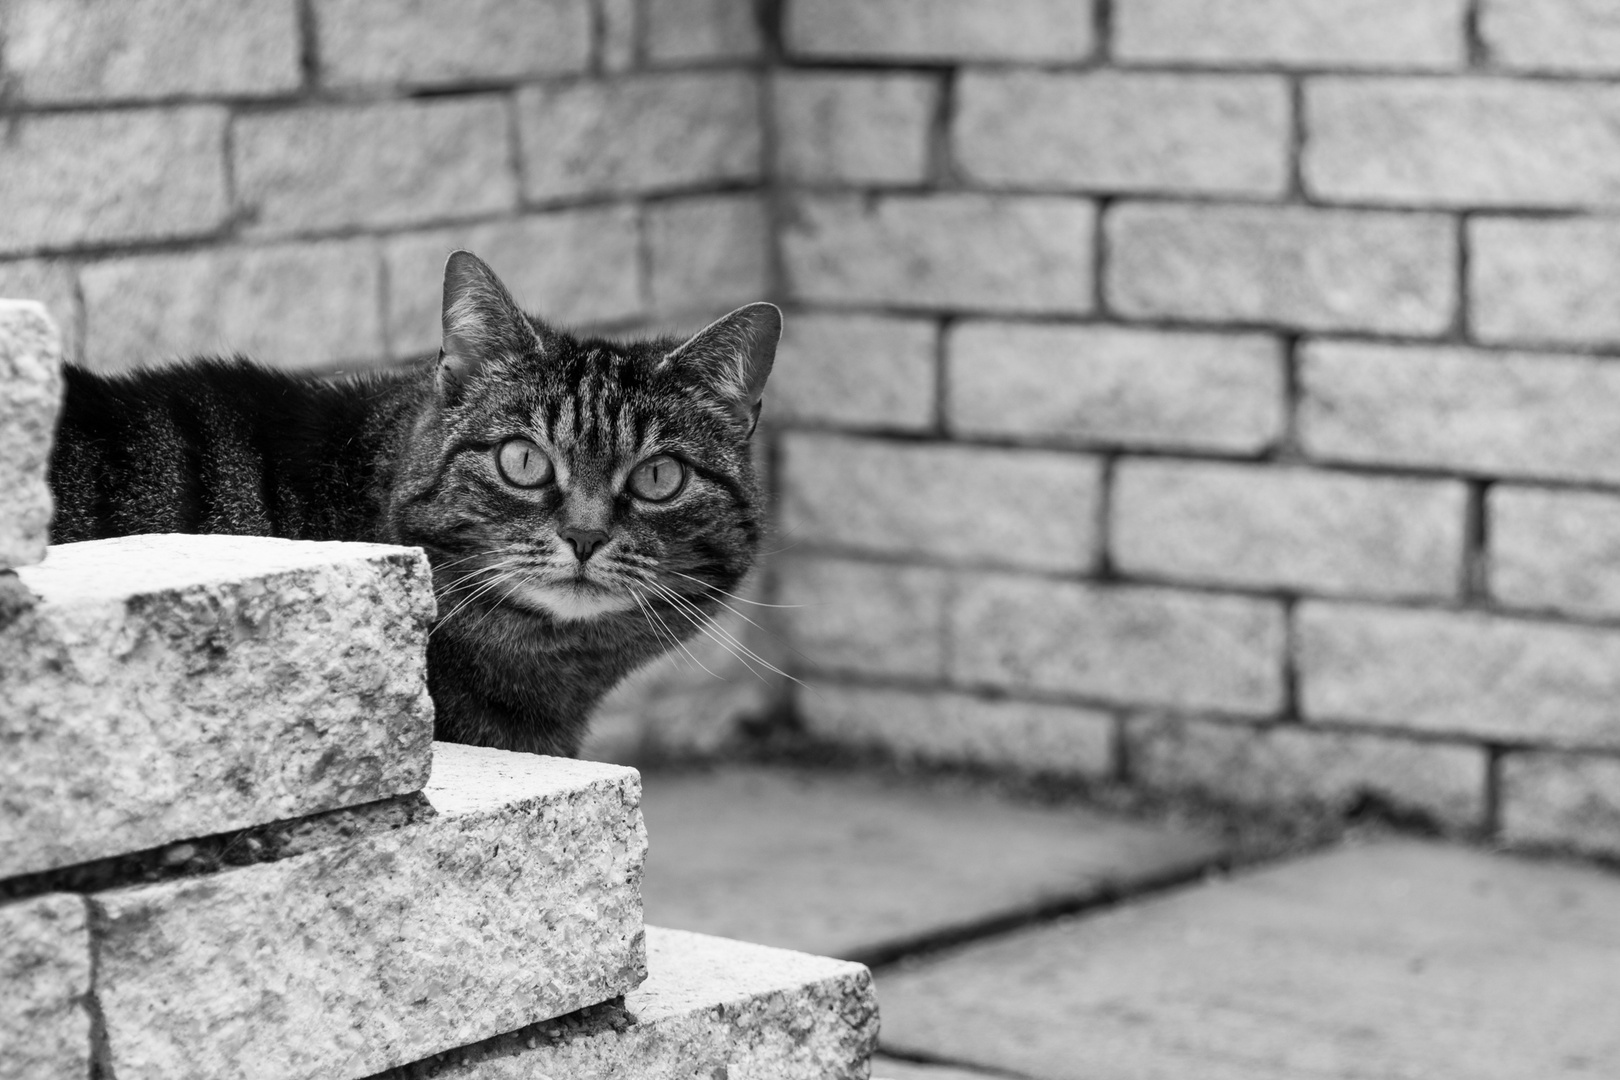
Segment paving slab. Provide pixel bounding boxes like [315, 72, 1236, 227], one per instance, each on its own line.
[639, 766, 1225, 961]
[0, 298, 62, 570]
[0, 893, 91, 1080]
[880, 840, 1620, 1080]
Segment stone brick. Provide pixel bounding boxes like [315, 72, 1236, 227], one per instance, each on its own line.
[1126, 715, 1487, 830]
[1298, 600, 1620, 748]
[1479, 0, 1620, 74]
[1106, 203, 1456, 333]
[234, 99, 515, 238]
[0, 107, 229, 256]
[2, 535, 435, 878]
[783, 194, 1095, 313]
[956, 72, 1289, 197]
[947, 322, 1283, 454]
[93, 745, 647, 1080]
[1470, 217, 1620, 347]
[1305, 78, 1620, 208]
[799, 683, 1116, 779]
[645, 0, 763, 62]
[646, 194, 772, 316]
[80, 239, 384, 372]
[777, 557, 948, 679]
[781, 433, 1100, 572]
[1500, 751, 1620, 857]
[599, 0, 637, 71]
[1114, 0, 1467, 68]
[0, 301, 62, 571]
[314, 0, 591, 86]
[952, 574, 1286, 714]
[384, 208, 643, 359]
[0, 894, 91, 1080]
[0, 259, 80, 363]
[2, 0, 300, 101]
[1112, 461, 1467, 600]
[1490, 487, 1620, 617]
[770, 313, 936, 431]
[775, 72, 938, 185]
[1298, 340, 1620, 484]
[517, 73, 762, 201]
[786, 0, 1094, 61]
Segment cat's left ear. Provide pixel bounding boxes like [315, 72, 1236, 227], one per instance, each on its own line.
[661, 302, 781, 436]
[438, 250, 543, 400]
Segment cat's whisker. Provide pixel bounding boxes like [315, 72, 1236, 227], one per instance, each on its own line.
[631, 587, 722, 680]
[428, 544, 533, 573]
[661, 568, 803, 608]
[655, 573, 819, 672]
[647, 581, 804, 689]
[432, 560, 525, 632]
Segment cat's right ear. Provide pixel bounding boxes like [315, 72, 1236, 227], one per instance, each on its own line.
[438, 250, 542, 399]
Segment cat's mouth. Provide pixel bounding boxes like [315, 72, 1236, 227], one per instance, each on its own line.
[504, 574, 638, 622]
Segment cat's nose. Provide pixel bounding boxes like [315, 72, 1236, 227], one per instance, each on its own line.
[560, 527, 610, 562]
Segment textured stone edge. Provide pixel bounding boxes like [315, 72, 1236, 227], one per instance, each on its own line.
[0, 298, 64, 571]
[0, 893, 92, 1080]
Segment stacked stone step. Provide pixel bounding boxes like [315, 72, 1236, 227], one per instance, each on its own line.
[0, 300, 878, 1080]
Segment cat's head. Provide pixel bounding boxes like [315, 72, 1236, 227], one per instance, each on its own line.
[389, 250, 778, 625]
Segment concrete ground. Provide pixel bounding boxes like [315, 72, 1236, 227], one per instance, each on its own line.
[638, 764, 1620, 1080]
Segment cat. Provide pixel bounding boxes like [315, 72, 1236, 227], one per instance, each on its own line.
[48, 250, 780, 757]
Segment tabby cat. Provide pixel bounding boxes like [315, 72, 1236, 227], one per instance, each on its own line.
[49, 251, 780, 757]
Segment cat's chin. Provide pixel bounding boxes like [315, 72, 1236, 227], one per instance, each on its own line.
[505, 579, 638, 622]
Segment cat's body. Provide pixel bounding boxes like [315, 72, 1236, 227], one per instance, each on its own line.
[48, 252, 780, 756]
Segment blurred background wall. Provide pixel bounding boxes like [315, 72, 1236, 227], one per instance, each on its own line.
[4, 0, 1619, 855]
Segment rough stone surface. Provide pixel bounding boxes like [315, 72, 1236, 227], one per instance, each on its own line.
[0, 894, 91, 1080]
[646, 194, 772, 315]
[0, 107, 228, 256]
[0, 300, 62, 570]
[1489, 486, 1620, 618]
[640, 767, 1222, 960]
[93, 744, 648, 1080]
[1500, 751, 1620, 857]
[314, 0, 591, 86]
[778, 557, 948, 680]
[775, 72, 939, 185]
[2, 0, 300, 101]
[770, 313, 937, 430]
[1125, 716, 1488, 830]
[1305, 78, 1620, 208]
[0, 259, 80, 364]
[1470, 217, 1620, 347]
[2, 534, 435, 877]
[951, 574, 1286, 715]
[879, 841, 1620, 1079]
[1297, 600, 1620, 749]
[784, 194, 1095, 313]
[1106, 202, 1456, 333]
[799, 683, 1117, 780]
[1111, 461, 1467, 600]
[956, 71, 1289, 197]
[646, 0, 763, 62]
[1298, 340, 1620, 484]
[1114, 0, 1467, 68]
[781, 433, 1101, 572]
[947, 323, 1284, 454]
[517, 73, 761, 201]
[1479, 0, 1620, 74]
[786, 0, 1095, 61]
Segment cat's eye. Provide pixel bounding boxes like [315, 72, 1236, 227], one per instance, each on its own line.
[627, 455, 685, 502]
[495, 438, 553, 488]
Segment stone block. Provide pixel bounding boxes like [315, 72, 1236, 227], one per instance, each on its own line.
[1490, 486, 1620, 617]
[1298, 600, 1620, 748]
[384, 208, 643, 359]
[1298, 340, 1620, 484]
[781, 433, 1100, 572]
[1479, 0, 1620, 74]
[0, 300, 62, 570]
[783, 194, 1095, 313]
[646, 194, 772, 316]
[786, 0, 1093, 60]
[956, 71, 1289, 197]
[1125, 715, 1487, 830]
[1500, 751, 1620, 857]
[1112, 461, 1467, 600]
[951, 574, 1286, 715]
[770, 312, 936, 431]
[0, 259, 80, 364]
[92, 744, 647, 1080]
[947, 322, 1283, 454]
[1, 0, 300, 101]
[774, 71, 939, 185]
[313, 0, 591, 87]
[517, 73, 762, 201]
[799, 683, 1116, 779]
[599, 0, 637, 71]
[1114, 0, 1467, 68]
[1470, 217, 1620, 347]
[1106, 202, 1456, 333]
[645, 0, 763, 62]
[80, 239, 385, 372]
[777, 556, 948, 680]
[0, 894, 91, 1080]
[1305, 78, 1620, 208]
[0, 107, 228, 256]
[2, 534, 435, 877]
[234, 98, 516, 238]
